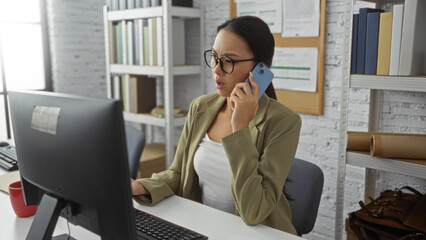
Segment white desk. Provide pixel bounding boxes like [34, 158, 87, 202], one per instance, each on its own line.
[0, 169, 303, 240]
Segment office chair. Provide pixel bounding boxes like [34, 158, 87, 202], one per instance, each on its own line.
[125, 125, 146, 179]
[284, 158, 324, 236]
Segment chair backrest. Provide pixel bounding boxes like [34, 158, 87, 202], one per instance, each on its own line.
[284, 158, 324, 236]
[125, 125, 146, 179]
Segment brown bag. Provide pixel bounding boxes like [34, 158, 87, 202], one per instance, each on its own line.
[349, 186, 426, 240]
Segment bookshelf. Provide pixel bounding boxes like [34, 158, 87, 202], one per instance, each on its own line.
[103, 1, 205, 167]
[335, 1, 426, 239]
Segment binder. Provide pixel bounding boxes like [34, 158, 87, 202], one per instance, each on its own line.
[356, 8, 383, 74]
[389, 4, 404, 76]
[376, 12, 393, 76]
[364, 12, 381, 75]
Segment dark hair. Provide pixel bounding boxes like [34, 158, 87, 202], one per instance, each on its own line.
[217, 16, 277, 100]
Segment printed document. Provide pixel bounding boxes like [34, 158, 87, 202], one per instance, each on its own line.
[271, 47, 318, 92]
[282, 0, 320, 37]
[235, 0, 282, 33]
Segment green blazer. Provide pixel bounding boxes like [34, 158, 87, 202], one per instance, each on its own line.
[135, 93, 301, 235]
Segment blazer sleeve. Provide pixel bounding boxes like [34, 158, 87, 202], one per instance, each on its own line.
[221, 110, 301, 225]
[134, 98, 197, 206]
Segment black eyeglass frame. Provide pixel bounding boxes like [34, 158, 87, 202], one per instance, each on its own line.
[203, 49, 257, 74]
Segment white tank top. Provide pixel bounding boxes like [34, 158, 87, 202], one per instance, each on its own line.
[193, 133, 235, 214]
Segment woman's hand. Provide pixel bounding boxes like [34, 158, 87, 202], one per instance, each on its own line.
[230, 72, 259, 132]
[130, 178, 150, 195]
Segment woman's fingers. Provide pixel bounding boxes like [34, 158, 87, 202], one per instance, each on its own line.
[234, 82, 253, 98]
[248, 72, 260, 99]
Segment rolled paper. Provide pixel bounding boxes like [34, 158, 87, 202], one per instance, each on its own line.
[347, 132, 373, 151]
[370, 134, 426, 159]
[346, 132, 415, 151]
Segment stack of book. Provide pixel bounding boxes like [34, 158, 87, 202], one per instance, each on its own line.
[107, 0, 186, 67]
[350, 0, 426, 76]
[111, 74, 156, 114]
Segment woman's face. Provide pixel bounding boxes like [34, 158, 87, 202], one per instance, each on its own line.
[211, 29, 256, 97]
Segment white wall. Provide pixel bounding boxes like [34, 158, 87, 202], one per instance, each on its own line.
[47, 0, 426, 239]
[47, 0, 107, 98]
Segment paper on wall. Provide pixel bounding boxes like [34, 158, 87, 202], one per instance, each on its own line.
[271, 47, 318, 92]
[282, 0, 320, 37]
[236, 0, 282, 33]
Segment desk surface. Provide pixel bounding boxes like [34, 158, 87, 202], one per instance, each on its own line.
[0, 169, 303, 240]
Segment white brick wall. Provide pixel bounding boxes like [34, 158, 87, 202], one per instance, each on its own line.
[47, 0, 107, 98]
[48, 0, 426, 239]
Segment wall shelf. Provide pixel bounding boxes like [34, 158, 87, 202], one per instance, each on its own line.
[350, 75, 426, 92]
[347, 151, 426, 179]
[123, 112, 186, 127]
[107, 6, 202, 21]
[110, 64, 201, 76]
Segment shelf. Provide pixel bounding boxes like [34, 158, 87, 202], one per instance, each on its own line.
[107, 6, 201, 21]
[346, 151, 426, 179]
[350, 75, 426, 92]
[110, 64, 201, 76]
[171, 6, 202, 18]
[123, 112, 186, 127]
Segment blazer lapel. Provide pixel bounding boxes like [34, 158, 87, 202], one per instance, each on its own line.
[248, 93, 270, 149]
[190, 95, 226, 152]
[182, 94, 226, 196]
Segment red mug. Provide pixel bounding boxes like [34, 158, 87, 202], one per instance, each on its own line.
[8, 181, 38, 217]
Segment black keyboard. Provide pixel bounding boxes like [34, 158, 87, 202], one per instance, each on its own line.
[0, 146, 18, 171]
[134, 209, 208, 240]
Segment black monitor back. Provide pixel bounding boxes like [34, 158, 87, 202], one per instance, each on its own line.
[8, 90, 137, 240]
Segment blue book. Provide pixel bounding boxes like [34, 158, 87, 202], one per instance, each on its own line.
[365, 12, 381, 75]
[356, 8, 383, 74]
[351, 14, 359, 74]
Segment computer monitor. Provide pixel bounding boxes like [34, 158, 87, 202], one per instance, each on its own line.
[8, 90, 137, 240]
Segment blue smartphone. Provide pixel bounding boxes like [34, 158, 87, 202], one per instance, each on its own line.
[244, 62, 274, 100]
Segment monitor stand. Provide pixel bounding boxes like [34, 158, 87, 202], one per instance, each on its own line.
[26, 194, 76, 240]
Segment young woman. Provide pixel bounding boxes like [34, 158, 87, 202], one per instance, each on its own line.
[131, 16, 301, 235]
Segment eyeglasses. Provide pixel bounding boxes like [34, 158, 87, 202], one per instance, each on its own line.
[203, 49, 257, 74]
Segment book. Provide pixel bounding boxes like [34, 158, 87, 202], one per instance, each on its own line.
[137, 19, 144, 65]
[132, 76, 156, 113]
[112, 0, 119, 11]
[118, 22, 123, 64]
[127, 0, 135, 9]
[389, 4, 404, 76]
[173, 18, 185, 65]
[151, 0, 161, 6]
[113, 75, 121, 100]
[156, 16, 163, 66]
[121, 74, 130, 112]
[120, 21, 128, 64]
[150, 106, 185, 118]
[108, 22, 114, 64]
[143, 23, 149, 65]
[134, 20, 140, 65]
[399, 0, 426, 75]
[128, 75, 135, 112]
[376, 12, 393, 76]
[127, 21, 134, 65]
[356, 8, 383, 74]
[119, 0, 127, 10]
[351, 14, 359, 74]
[148, 18, 157, 66]
[364, 12, 381, 75]
[142, 0, 151, 7]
